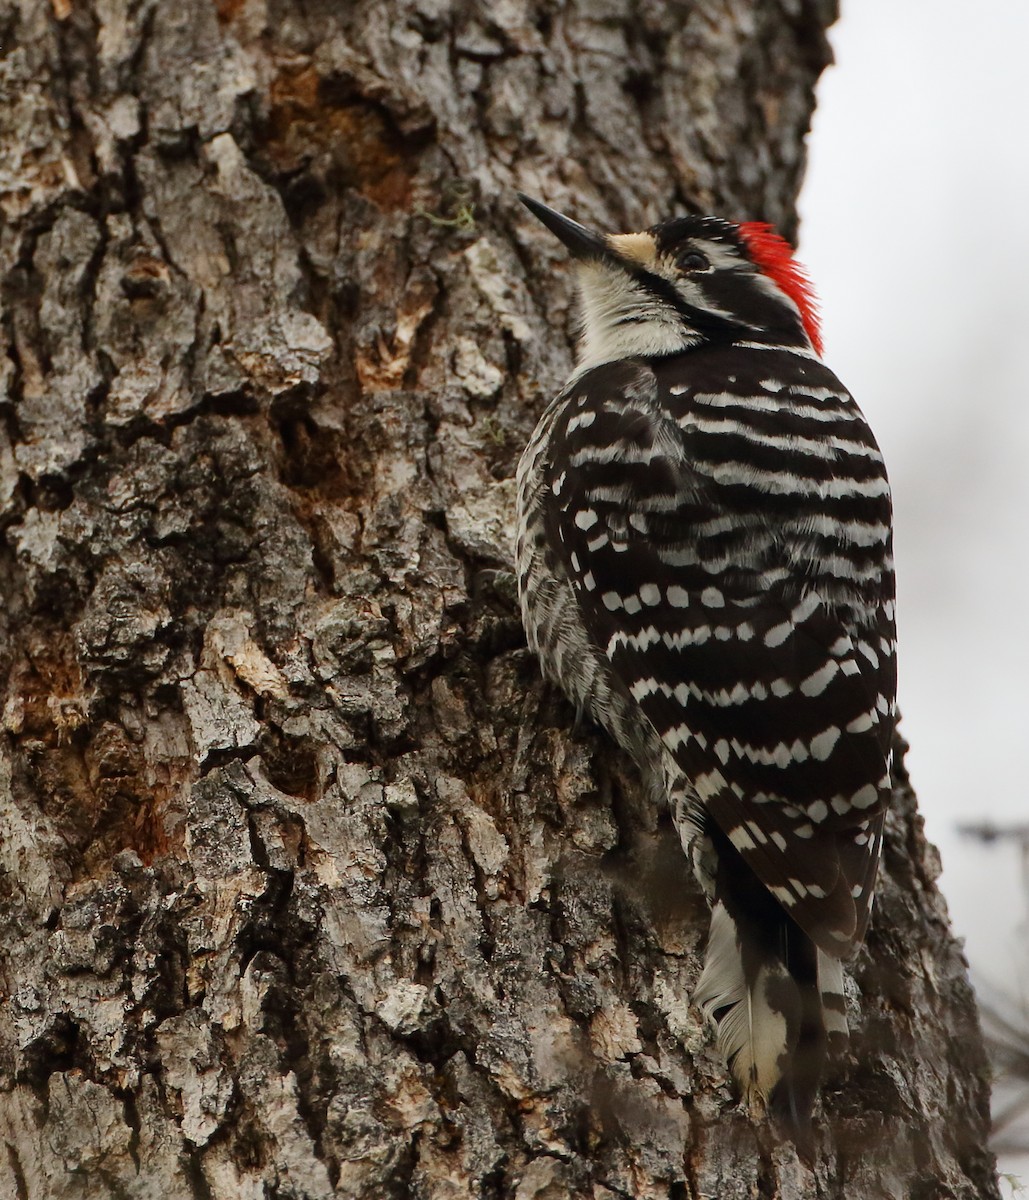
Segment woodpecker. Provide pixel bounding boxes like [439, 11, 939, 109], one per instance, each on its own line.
[514, 194, 896, 1151]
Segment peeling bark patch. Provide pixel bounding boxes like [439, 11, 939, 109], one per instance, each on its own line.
[264, 65, 416, 211]
[4, 632, 88, 748]
[213, 0, 248, 25]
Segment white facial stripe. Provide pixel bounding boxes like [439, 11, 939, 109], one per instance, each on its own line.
[691, 239, 746, 271]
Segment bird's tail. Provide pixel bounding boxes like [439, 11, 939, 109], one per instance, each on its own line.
[693, 824, 848, 1158]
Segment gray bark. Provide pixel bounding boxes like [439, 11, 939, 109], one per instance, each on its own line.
[0, 1, 999, 1197]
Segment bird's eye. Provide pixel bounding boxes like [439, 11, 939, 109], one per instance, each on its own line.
[677, 250, 710, 272]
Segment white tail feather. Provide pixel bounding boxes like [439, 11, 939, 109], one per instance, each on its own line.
[694, 901, 795, 1108]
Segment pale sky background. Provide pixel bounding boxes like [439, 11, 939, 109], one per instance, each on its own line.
[799, 3, 1029, 1188]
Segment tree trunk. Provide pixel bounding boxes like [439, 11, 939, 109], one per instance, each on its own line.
[0, 1, 1000, 1197]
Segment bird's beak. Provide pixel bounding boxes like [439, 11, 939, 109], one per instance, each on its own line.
[517, 194, 610, 262]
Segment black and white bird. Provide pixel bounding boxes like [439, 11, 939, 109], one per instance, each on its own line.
[514, 194, 897, 1150]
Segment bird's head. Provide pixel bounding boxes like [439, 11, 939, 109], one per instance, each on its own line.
[518, 195, 822, 372]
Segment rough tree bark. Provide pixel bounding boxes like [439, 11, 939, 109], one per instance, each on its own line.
[0, 1, 1000, 1197]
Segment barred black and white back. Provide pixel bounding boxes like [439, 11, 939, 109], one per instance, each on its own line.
[515, 196, 896, 1152]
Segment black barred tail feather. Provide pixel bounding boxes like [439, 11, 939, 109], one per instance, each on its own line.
[695, 824, 842, 1156]
[817, 949, 850, 1058]
[515, 197, 896, 1147]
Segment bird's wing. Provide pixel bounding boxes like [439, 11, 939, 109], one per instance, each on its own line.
[542, 356, 896, 956]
